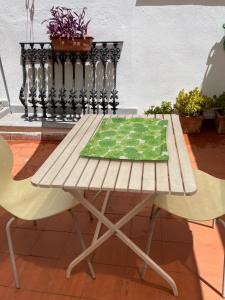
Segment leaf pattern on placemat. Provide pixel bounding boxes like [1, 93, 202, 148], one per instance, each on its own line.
[80, 117, 169, 161]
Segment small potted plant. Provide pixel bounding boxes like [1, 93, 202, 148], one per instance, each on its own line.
[144, 100, 174, 115]
[174, 87, 212, 133]
[43, 6, 93, 51]
[213, 92, 225, 133]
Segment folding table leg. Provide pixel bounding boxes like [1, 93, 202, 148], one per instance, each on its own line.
[66, 192, 152, 277]
[88, 190, 102, 222]
[69, 210, 96, 279]
[66, 192, 178, 296]
[92, 191, 110, 245]
[141, 205, 161, 279]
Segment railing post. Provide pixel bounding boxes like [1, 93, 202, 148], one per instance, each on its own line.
[19, 43, 28, 118]
[99, 42, 109, 115]
[110, 42, 120, 114]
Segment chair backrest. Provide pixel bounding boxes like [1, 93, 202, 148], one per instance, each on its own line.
[0, 138, 13, 189]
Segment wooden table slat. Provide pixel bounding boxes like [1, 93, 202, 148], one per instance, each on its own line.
[53, 115, 103, 187]
[102, 161, 121, 190]
[39, 115, 98, 186]
[32, 115, 90, 185]
[155, 114, 170, 193]
[141, 114, 155, 192]
[115, 161, 132, 191]
[89, 159, 110, 190]
[129, 162, 143, 192]
[76, 159, 99, 189]
[171, 114, 197, 194]
[76, 114, 116, 189]
[142, 162, 155, 192]
[164, 114, 184, 194]
[64, 158, 89, 188]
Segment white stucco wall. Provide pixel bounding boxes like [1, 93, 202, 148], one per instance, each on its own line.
[0, 0, 225, 113]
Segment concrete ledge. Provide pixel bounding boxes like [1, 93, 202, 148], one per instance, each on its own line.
[0, 107, 10, 119]
[0, 131, 68, 141]
[0, 112, 74, 140]
[0, 108, 138, 140]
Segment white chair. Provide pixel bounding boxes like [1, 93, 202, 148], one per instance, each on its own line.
[141, 169, 225, 297]
[0, 138, 95, 288]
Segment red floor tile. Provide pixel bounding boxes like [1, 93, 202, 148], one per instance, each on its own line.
[161, 241, 198, 274]
[161, 218, 194, 244]
[127, 240, 162, 269]
[81, 264, 127, 300]
[47, 262, 91, 298]
[93, 236, 129, 266]
[0, 252, 15, 286]
[56, 232, 93, 268]
[43, 211, 74, 232]
[0, 227, 40, 256]
[15, 255, 56, 293]
[4, 287, 84, 300]
[31, 231, 69, 259]
[130, 215, 161, 240]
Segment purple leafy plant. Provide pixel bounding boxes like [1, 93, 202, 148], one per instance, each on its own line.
[42, 6, 91, 39]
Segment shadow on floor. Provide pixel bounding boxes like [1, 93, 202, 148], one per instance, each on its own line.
[13, 140, 59, 180]
[185, 119, 225, 179]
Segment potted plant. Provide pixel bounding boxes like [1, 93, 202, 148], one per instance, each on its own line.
[174, 87, 212, 133]
[43, 6, 93, 51]
[144, 100, 175, 115]
[213, 92, 225, 133]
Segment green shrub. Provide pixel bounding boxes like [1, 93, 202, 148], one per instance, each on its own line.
[144, 100, 174, 115]
[174, 87, 212, 117]
[213, 92, 225, 116]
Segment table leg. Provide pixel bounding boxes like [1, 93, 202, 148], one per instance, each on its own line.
[66, 191, 152, 275]
[67, 191, 178, 296]
[69, 210, 96, 279]
[141, 206, 161, 279]
[92, 191, 110, 244]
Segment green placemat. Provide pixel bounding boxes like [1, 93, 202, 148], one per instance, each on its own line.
[80, 117, 169, 161]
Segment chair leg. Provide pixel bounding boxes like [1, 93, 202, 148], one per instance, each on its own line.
[218, 218, 225, 298]
[141, 205, 161, 280]
[212, 219, 216, 229]
[69, 210, 96, 279]
[6, 217, 20, 289]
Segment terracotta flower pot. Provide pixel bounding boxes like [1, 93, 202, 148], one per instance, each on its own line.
[179, 115, 204, 133]
[215, 110, 225, 134]
[51, 36, 94, 52]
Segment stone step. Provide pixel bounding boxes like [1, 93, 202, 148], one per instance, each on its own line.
[0, 131, 68, 141]
[0, 107, 10, 119]
[0, 113, 75, 140]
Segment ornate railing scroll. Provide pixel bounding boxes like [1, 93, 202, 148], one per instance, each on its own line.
[19, 41, 123, 119]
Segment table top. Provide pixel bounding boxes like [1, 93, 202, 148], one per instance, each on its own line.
[31, 114, 197, 195]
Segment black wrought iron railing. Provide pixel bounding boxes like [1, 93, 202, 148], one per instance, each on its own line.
[19, 41, 123, 120]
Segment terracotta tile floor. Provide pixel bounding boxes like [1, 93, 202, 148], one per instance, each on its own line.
[0, 120, 224, 300]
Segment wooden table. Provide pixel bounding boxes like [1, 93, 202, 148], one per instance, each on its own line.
[31, 114, 197, 296]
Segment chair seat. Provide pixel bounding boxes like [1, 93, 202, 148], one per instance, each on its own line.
[154, 169, 225, 221]
[0, 178, 81, 221]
